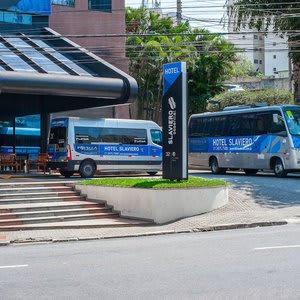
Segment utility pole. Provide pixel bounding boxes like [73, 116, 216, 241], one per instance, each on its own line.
[176, 0, 182, 24]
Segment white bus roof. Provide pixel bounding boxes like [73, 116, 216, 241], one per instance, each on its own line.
[190, 105, 299, 118]
[51, 117, 160, 127]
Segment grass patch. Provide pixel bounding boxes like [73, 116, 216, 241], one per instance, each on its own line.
[80, 177, 226, 189]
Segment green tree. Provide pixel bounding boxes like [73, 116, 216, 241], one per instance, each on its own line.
[228, 55, 258, 79]
[227, 0, 300, 101]
[126, 8, 238, 121]
[126, 8, 195, 122]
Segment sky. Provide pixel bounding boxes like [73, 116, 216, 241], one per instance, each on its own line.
[125, 0, 227, 33]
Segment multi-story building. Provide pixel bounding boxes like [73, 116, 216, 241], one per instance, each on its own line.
[228, 30, 289, 78]
[227, 1, 289, 79]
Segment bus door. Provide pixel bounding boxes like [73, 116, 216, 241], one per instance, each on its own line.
[116, 121, 149, 170]
[267, 111, 289, 159]
[48, 118, 68, 161]
[252, 112, 275, 169]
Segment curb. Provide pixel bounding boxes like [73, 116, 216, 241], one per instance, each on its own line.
[0, 235, 9, 246]
[2, 220, 288, 245]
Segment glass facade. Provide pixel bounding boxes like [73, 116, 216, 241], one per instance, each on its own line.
[0, 115, 40, 158]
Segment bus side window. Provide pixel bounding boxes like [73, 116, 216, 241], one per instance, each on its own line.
[202, 117, 211, 137]
[240, 113, 255, 136]
[212, 116, 226, 137]
[227, 115, 241, 136]
[254, 113, 271, 135]
[118, 128, 147, 145]
[189, 118, 202, 137]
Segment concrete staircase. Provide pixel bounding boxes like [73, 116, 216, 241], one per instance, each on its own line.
[0, 182, 149, 231]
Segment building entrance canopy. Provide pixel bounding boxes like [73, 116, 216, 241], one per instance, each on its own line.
[0, 27, 137, 119]
[0, 27, 137, 154]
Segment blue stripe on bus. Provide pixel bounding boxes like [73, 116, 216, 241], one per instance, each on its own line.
[73, 144, 162, 157]
[189, 135, 290, 153]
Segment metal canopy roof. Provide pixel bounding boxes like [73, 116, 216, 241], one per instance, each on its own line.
[0, 27, 137, 118]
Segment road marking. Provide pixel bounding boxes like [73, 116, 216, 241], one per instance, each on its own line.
[255, 245, 300, 250]
[0, 264, 28, 269]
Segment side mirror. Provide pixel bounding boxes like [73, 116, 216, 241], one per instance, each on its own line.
[273, 114, 279, 124]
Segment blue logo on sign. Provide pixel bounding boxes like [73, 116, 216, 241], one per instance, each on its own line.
[75, 144, 98, 155]
[163, 62, 182, 95]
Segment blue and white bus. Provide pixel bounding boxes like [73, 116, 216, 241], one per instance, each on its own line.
[47, 117, 163, 178]
[188, 104, 300, 177]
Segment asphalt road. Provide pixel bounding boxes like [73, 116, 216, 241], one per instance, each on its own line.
[191, 170, 300, 208]
[1, 225, 300, 300]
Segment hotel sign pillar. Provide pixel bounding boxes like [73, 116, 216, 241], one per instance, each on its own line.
[162, 61, 188, 180]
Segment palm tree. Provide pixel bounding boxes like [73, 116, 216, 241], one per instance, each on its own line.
[226, 0, 300, 102]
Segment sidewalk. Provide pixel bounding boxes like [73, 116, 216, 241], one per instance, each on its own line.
[1, 172, 300, 245]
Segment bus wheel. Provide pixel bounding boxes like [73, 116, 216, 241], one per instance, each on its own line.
[147, 172, 157, 176]
[79, 160, 96, 178]
[274, 158, 287, 178]
[210, 157, 226, 175]
[244, 169, 258, 175]
[59, 170, 74, 178]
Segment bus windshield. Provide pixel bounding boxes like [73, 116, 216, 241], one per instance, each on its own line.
[284, 109, 300, 136]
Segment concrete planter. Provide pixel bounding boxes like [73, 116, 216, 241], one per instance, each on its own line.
[75, 184, 228, 224]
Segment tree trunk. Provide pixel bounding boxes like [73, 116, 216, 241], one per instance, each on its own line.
[293, 59, 300, 104]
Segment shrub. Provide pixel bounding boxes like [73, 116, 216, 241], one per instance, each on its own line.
[207, 89, 294, 111]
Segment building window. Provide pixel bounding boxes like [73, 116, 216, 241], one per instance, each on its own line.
[273, 42, 276, 46]
[254, 35, 258, 39]
[254, 48, 258, 52]
[273, 67, 277, 72]
[88, 0, 112, 12]
[259, 60, 262, 64]
[254, 59, 258, 64]
[242, 35, 246, 39]
[52, 0, 75, 6]
[273, 55, 277, 59]
[259, 35, 263, 40]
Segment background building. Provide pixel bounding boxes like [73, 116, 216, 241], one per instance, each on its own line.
[50, 0, 127, 72]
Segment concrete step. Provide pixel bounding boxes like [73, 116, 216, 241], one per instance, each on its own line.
[0, 182, 71, 188]
[0, 217, 152, 231]
[0, 207, 112, 219]
[0, 186, 73, 194]
[0, 211, 120, 226]
[0, 191, 79, 199]
[0, 195, 86, 205]
[0, 201, 104, 213]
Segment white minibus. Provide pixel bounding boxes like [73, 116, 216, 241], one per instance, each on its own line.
[47, 117, 162, 178]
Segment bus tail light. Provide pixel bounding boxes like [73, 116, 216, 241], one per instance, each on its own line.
[67, 144, 72, 161]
